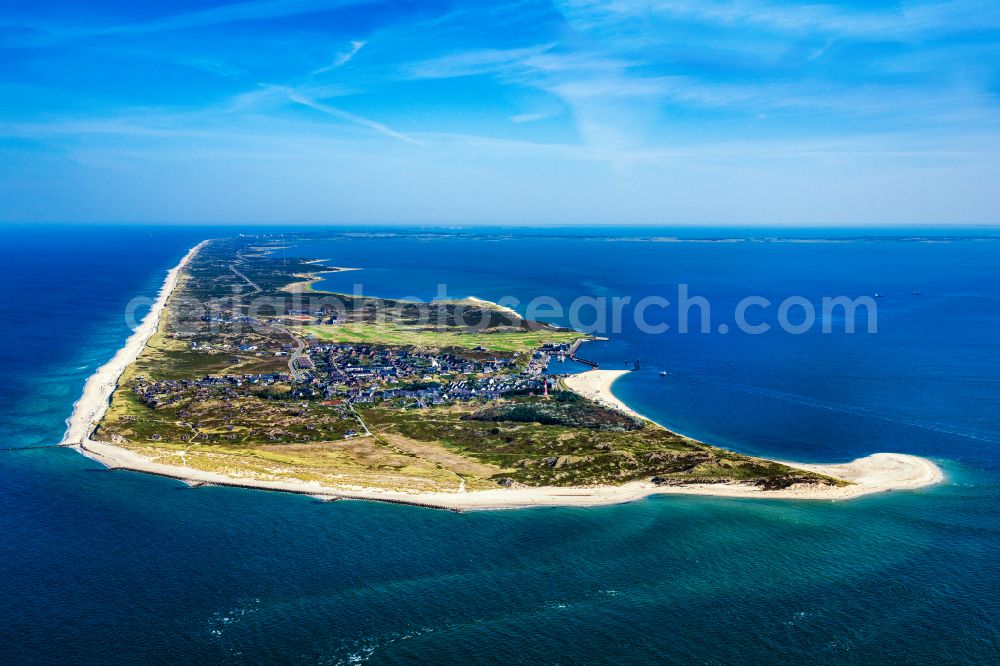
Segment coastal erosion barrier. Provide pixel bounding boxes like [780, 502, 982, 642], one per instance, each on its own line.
[567, 339, 600, 368]
[0, 440, 88, 451]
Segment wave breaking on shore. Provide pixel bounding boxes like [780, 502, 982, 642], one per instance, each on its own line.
[62, 242, 206, 446]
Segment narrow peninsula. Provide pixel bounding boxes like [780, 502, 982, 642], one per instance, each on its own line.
[63, 236, 942, 509]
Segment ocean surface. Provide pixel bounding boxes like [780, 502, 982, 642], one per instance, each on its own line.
[1, 224, 998, 664]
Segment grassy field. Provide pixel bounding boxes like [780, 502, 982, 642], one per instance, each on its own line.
[359, 399, 839, 488]
[302, 322, 583, 353]
[92, 234, 842, 495]
[128, 328, 289, 381]
[120, 438, 477, 492]
[101, 391, 837, 491]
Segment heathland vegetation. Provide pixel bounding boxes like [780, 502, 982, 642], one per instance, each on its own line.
[92, 234, 839, 494]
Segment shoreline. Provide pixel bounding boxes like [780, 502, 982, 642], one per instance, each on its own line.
[78, 434, 944, 509]
[464, 296, 522, 321]
[280, 262, 360, 293]
[562, 369, 943, 501]
[64, 244, 943, 510]
[562, 369, 644, 419]
[62, 241, 207, 446]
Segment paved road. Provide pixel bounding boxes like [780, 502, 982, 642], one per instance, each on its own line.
[276, 325, 306, 381]
[230, 261, 305, 380]
[229, 264, 262, 294]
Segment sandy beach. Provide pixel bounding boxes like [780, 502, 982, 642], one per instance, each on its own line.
[78, 433, 943, 509]
[280, 262, 360, 293]
[562, 369, 644, 419]
[559, 369, 942, 501]
[465, 296, 523, 321]
[61, 241, 206, 446]
[65, 245, 943, 510]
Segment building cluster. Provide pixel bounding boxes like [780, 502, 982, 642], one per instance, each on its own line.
[132, 339, 575, 418]
[308, 343, 517, 384]
[291, 342, 555, 407]
[342, 374, 550, 407]
[131, 373, 292, 409]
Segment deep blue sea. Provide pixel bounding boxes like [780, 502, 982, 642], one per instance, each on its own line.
[1, 224, 998, 664]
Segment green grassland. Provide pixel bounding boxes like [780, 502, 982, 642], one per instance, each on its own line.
[118, 439, 475, 493]
[93, 234, 841, 494]
[129, 326, 290, 382]
[302, 321, 582, 353]
[100, 375, 360, 446]
[358, 396, 837, 488]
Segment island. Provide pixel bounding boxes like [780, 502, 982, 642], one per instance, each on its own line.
[61, 236, 942, 509]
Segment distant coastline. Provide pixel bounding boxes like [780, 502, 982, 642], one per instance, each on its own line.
[280, 260, 360, 293]
[65, 240, 943, 511]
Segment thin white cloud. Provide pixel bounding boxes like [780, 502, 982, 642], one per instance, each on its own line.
[70, 0, 375, 36]
[313, 40, 366, 74]
[405, 44, 558, 80]
[509, 112, 555, 123]
[283, 88, 424, 145]
[397, 27, 1000, 156]
[557, 0, 1000, 40]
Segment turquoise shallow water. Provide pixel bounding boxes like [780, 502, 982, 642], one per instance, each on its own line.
[0, 225, 998, 664]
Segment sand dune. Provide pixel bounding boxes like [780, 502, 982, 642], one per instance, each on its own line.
[65, 246, 943, 511]
[62, 242, 206, 446]
[77, 437, 943, 509]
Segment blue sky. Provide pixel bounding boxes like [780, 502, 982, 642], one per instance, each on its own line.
[1, 0, 999, 225]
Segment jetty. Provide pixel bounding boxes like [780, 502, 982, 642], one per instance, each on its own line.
[568, 339, 600, 368]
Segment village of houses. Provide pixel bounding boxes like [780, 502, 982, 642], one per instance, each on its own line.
[134, 309, 581, 441]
